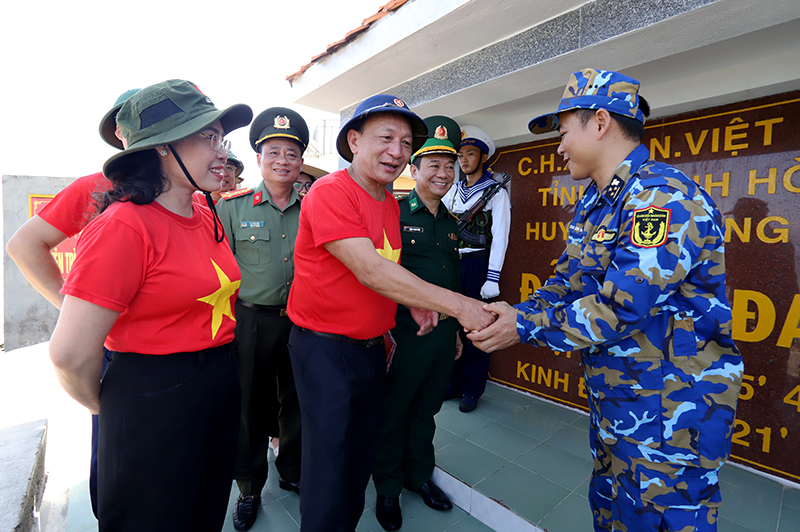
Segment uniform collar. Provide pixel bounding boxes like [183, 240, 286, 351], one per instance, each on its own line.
[459, 171, 494, 190]
[407, 189, 424, 213]
[602, 144, 650, 205]
[407, 189, 445, 218]
[456, 171, 495, 203]
[252, 179, 300, 209]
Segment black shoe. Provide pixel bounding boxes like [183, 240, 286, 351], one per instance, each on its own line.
[233, 494, 260, 531]
[279, 476, 300, 494]
[415, 480, 452, 511]
[459, 395, 478, 412]
[376, 494, 402, 531]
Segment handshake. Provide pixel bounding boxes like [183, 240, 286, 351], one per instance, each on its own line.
[409, 296, 522, 353]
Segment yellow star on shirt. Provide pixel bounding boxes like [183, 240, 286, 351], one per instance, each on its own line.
[197, 259, 241, 339]
[375, 230, 401, 264]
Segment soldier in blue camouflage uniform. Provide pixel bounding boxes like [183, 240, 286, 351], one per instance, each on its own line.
[469, 69, 743, 532]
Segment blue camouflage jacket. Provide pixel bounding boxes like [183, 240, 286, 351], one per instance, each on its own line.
[516, 144, 743, 472]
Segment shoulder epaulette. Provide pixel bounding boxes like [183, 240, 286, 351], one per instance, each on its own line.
[447, 210, 460, 221]
[221, 188, 253, 200]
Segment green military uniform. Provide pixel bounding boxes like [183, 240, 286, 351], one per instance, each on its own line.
[372, 188, 462, 497]
[216, 113, 305, 499]
[218, 180, 300, 305]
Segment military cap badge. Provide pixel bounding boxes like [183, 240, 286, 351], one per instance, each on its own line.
[631, 206, 671, 248]
[394, 98, 404, 107]
[434, 125, 448, 140]
[274, 115, 291, 129]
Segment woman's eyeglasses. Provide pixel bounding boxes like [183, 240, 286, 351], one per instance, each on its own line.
[293, 182, 313, 191]
[198, 132, 231, 153]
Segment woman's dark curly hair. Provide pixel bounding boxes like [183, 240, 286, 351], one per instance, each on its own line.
[94, 149, 170, 214]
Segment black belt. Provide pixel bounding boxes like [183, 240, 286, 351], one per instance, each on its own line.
[459, 249, 489, 259]
[238, 299, 288, 317]
[297, 327, 384, 348]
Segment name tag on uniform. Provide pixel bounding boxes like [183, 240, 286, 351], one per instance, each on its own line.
[403, 226, 423, 233]
[241, 221, 264, 228]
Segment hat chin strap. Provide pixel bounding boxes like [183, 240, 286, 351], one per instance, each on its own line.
[168, 144, 226, 243]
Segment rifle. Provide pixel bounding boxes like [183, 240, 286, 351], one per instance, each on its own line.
[457, 172, 511, 246]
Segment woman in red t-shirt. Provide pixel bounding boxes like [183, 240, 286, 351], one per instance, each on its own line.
[49, 80, 252, 532]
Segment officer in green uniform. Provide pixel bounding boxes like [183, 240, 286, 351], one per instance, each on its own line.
[372, 116, 462, 531]
[215, 107, 308, 531]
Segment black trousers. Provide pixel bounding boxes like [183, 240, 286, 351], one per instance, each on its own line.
[89, 348, 112, 517]
[233, 301, 302, 494]
[372, 316, 458, 496]
[289, 326, 386, 532]
[448, 253, 492, 399]
[97, 345, 240, 532]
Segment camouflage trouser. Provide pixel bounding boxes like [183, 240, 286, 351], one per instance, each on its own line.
[589, 421, 721, 532]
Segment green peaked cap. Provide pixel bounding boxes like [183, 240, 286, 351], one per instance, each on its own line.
[411, 115, 461, 163]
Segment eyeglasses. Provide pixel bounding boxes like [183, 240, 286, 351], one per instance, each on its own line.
[198, 132, 231, 153]
[224, 164, 237, 173]
[293, 182, 313, 191]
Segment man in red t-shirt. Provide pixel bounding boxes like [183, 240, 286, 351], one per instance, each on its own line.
[286, 94, 495, 532]
[7, 88, 139, 309]
[6, 88, 139, 518]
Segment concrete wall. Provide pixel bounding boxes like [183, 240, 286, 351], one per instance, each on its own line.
[3, 175, 76, 350]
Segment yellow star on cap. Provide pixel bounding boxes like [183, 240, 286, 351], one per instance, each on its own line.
[197, 259, 241, 339]
[375, 231, 401, 263]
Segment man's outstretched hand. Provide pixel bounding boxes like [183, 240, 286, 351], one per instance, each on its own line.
[467, 301, 521, 352]
[456, 296, 497, 332]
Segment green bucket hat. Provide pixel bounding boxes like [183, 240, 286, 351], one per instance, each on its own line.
[98, 88, 141, 150]
[226, 150, 244, 177]
[411, 115, 461, 163]
[103, 79, 253, 177]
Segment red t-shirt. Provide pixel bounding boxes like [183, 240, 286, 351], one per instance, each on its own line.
[38, 172, 111, 238]
[192, 192, 211, 206]
[287, 169, 401, 339]
[62, 200, 241, 354]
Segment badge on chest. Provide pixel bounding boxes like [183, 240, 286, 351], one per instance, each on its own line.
[591, 227, 617, 243]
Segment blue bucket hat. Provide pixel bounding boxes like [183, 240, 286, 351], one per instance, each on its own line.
[528, 68, 645, 134]
[336, 94, 427, 162]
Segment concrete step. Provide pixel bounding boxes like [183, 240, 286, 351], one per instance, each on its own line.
[0, 419, 48, 532]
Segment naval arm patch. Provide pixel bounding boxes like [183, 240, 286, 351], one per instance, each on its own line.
[631, 206, 671, 248]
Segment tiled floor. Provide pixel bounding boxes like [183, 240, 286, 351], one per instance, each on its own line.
[63, 382, 800, 532]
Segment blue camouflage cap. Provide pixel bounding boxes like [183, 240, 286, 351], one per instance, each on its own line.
[528, 68, 645, 134]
